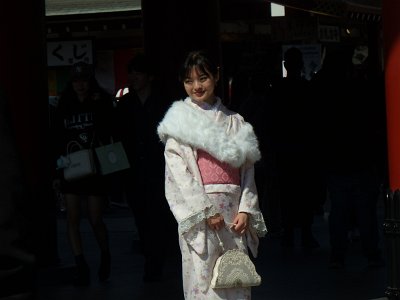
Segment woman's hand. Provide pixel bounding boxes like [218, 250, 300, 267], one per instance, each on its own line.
[207, 213, 225, 231]
[231, 212, 249, 235]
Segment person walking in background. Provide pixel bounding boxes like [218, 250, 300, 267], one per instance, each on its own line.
[113, 53, 175, 282]
[313, 48, 385, 268]
[157, 50, 267, 299]
[53, 62, 113, 286]
[269, 47, 324, 249]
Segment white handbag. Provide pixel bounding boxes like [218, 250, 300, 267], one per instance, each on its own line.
[57, 141, 97, 181]
[94, 140, 130, 175]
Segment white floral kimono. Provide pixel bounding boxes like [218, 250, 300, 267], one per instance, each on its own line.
[157, 97, 267, 300]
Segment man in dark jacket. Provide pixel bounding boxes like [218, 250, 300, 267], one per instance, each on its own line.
[113, 53, 176, 282]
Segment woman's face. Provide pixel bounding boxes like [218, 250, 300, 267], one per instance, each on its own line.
[72, 79, 90, 97]
[183, 67, 218, 105]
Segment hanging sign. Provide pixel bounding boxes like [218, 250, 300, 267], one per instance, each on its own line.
[47, 40, 93, 66]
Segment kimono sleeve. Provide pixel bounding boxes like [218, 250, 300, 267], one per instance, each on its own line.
[164, 138, 219, 254]
[238, 160, 267, 257]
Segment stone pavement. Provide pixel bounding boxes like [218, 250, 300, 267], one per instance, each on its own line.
[35, 199, 388, 300]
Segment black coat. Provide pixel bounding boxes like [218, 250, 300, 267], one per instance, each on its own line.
[113, 90, 169, 182]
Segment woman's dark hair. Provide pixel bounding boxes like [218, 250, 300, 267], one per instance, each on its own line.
[60, 77, 102, 98]
[179, 50, 219, 82]
[57, 75, 109, 113]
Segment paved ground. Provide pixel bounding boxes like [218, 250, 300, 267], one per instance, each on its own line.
[35, 198, 389, 300]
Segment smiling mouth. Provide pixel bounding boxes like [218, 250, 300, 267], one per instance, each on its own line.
[194, 91, 204, 96]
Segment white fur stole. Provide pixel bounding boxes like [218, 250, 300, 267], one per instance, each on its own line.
[157, 99, 261, 168]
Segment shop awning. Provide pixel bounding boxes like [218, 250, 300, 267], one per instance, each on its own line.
[45, 0, 141, 16]
[45, 0, 381, 22]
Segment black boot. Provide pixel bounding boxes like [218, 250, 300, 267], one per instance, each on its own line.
[281, 227, 294, 247]
[301, 227, 320, 249]
[73, 255, 90, 286]
[98, 250, 111, 282]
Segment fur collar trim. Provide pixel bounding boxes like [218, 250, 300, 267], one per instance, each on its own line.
[157, 98, 261, 167]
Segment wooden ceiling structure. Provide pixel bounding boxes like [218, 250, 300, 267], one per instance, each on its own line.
[44, 0, 382, 34]
[45, 0, 142, 47]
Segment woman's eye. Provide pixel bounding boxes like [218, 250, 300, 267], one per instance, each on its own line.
[184, 80, 193, 84]
[200, 76, 208, 82]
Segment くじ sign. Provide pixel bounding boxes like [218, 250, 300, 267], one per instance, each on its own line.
[47, 40, 93, 66]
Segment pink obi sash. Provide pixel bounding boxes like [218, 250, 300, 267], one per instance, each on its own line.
[197, 149, 240, 186]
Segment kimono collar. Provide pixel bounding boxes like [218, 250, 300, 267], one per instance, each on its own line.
[157, 97, 261, 168]
[191, 97, 221, 111]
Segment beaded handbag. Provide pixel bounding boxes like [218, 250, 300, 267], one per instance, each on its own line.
[210, 231, 262, 289]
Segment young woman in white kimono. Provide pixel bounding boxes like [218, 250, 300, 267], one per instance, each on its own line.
[157, 50, 267, 300]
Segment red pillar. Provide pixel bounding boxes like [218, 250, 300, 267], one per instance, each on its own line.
[383, 0, 400, 190]
[382, 2, 400, 298]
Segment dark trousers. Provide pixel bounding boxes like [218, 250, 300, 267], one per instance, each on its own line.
[124, 171, 177, 276]
[277, 154, 320, 234]
[327, 172, 381, 260]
